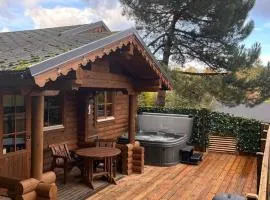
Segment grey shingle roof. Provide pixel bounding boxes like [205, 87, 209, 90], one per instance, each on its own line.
[0, 21, 113, 71]
[0, 21, 172, 89]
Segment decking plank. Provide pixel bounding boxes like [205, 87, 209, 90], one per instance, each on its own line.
[87, 152, 257, 200]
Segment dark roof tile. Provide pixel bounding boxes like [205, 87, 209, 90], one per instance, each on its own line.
[0, 21, 112, 71]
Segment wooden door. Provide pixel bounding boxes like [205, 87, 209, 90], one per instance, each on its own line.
[0, 94, 31, 179]
[77, 91, 97, 143]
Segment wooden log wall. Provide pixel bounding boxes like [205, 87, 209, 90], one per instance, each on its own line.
[95, 93, 129, 139]
[0, 171, 57, 200]
[43, 91, 78, 171]
[116, 144, 134, 175]
[116, 142, 145, 175]
[132, 144, 144, 174]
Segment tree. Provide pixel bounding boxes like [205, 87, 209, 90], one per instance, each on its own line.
[120, 0, 261, 106]
[165, 67, 218, 109]
[166, 61, 270, 108]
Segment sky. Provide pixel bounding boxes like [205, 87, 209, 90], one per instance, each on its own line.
[0, 0, 269, 65]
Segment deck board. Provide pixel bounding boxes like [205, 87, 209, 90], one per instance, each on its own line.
[87, 152, 257, 200]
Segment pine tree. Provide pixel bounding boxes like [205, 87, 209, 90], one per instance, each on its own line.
[120, 0, 261, 106]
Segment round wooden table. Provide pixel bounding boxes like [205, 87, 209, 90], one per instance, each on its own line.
[75, 147, 121, 189]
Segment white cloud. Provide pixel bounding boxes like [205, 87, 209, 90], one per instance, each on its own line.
[260, 54, 270, 65]
[25, 1, 134, 31]
[25, 7, 95, 29]
[0, 27, 10, 32]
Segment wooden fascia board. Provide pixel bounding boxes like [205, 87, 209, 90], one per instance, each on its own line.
[31, 32, 172, 90]
[21, 88, 60, 96]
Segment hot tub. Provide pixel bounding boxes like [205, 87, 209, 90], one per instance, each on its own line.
[119, 112, 193, 166]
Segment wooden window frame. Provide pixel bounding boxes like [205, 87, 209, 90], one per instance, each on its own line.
[43, 95, 64, 131]
[1, 94, 27, 155]
[95, 91, 115, 123]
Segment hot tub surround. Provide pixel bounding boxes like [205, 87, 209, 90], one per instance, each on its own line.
[119, 112, 193, 166]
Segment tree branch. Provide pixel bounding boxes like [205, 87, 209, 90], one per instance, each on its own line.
[147, 33, 166, 47]
[175, 71, 229, 76]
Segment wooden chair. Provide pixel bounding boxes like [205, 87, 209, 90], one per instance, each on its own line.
[49, 143, 82, 184]
[96, 138, 118, 177]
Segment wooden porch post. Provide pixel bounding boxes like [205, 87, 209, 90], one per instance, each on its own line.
[128, 94, 137, 144]
[31, 96, 44, 180]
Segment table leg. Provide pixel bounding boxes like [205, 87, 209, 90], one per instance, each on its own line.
[108, 156, 117, 185]
[83, 159, 89, 183]
[88, 158, 94, 189]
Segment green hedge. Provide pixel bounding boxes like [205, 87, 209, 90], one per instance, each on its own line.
[138, 106, 261, 153]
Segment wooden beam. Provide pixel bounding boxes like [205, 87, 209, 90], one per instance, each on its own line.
[21, 89, 60, 96]
[128, 94, 137, 143]
[30, 90, 60, 96]
[31, 96, 44, 180]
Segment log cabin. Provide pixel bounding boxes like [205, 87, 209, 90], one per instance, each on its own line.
[0, 21, 172, 194]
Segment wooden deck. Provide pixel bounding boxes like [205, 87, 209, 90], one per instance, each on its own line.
[56, 168, 124, 200]
[88, 152, 257, 200]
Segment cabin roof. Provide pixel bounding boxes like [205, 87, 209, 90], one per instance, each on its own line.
[0, 21, 113, 71]
[0, 21, 172, 89]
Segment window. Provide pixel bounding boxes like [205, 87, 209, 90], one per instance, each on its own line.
[96, 91, 114, 120]
[44, 96, 62, 127]
[3, 95, 26, 154]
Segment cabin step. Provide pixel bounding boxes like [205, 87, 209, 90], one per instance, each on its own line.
[208, 135, 237, 154]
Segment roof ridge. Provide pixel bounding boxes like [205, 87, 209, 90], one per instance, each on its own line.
[0, 24, 84, 35]
[0, 20, 109, 35]
[60, 21, 111, 37]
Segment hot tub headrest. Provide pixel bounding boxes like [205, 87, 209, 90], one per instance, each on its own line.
[138, 112, 193, 139]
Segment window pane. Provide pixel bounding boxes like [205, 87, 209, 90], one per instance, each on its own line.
[3, 95, 15, 134]
[106, 92, 112, 104]
[97, 104, 105, 117]
[16, 95, 26, 132]
[15, 95, 25, 113]
[44, 96, 62, 127]
[4, 113, 15, 134]
[16, 134, 26, 151]
[3, 135, 15, 154]
[16, 113, 26, 132]
[48, 108, 61, 126]
[96, 92, 105, 104]
[106, 104, 113, 116]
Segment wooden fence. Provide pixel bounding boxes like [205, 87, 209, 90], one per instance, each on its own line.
[247, 123, 270, 200]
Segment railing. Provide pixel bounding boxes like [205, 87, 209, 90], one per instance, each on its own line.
[248, 123, 270, 200]
[258, 123, 270, 200]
